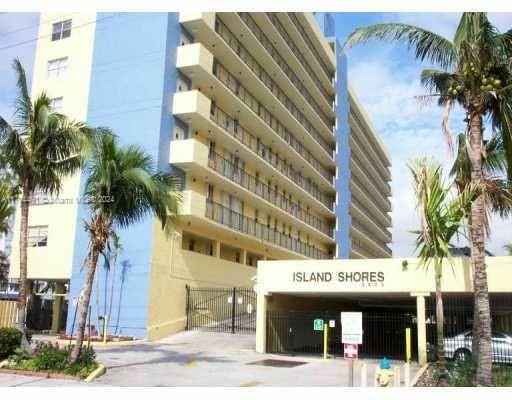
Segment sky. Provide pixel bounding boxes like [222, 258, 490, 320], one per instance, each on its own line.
[0, 12, 511, 257]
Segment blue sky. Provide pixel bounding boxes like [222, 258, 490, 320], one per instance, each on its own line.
[1, 12, 511, 256]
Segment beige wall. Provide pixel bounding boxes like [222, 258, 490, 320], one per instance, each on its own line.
[147, 221, 256, 340]
[10, 13, 96, 281]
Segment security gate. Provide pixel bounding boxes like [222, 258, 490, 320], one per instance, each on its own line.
[266, 308, 418, 360]
[186, 286, 257, 333]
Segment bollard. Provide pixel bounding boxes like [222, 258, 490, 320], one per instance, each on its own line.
[360, 362, 367, 387]
[323, 323, 328, 360]
[404, 363, 410, 387]
[405, 328, 411, 363]
[393, 365, 400, 387]
[374, 365, 380, 387]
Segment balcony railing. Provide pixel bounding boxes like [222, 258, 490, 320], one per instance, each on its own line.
[352, 220, 392, 255]
[205, 200, 331, 259]
[351, 197, 392, 236]
[351, 152, 391, 202]
[215, 17, 334, 133]
[350, 134, 392, 190]
[212, 61, 335, 187]
[352, 170, 391, 213]
[215, 18, 334, 157]
[287, 13, 333, 81]
[208, 151, 334, 237]
[352, 157, 391, 210]
[263, 13, 333, 104]
[210, 103, 334, 210]
[350, 109, 390, 171]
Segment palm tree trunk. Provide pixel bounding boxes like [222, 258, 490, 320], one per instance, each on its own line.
[468, 108, 492, 386]
[16, 185, 31, 352]
[70, 245, 99, 362]
[435, 270, 447, 386]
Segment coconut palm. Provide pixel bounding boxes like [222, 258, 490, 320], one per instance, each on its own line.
[345, 13, 512, 385]
[0, 183, 14, 236]
[70, 130, 181, 362]
[410, 158, 480, 383]
[0, 59, 90, 349]
[451, 133, 512, 366]
[504, 242, 512, 255]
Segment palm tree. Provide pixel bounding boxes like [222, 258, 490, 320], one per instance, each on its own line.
[0, 59, 90, 349]
[504, 243, 512, 255]
[410, 158, 480, 384]
[345, 13, 512, 385]
[451, 133, 512, 366]
[70, 130, 181, 362]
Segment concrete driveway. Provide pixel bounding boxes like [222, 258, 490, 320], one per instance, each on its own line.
[0, 330, 419, 386]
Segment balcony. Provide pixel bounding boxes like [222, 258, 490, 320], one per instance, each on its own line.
[351, 161, 392, 211]
[350, 198, 392, 243]
[286, 13, 334, 81]
[219, 14, 334, 131]
[351, 220, 392, 258]
[175, 23, 335, 166]
[172, 90, 335, 212]
[170, 139, 335, 241]
[177, 190, 331, 259]
[205, 200, 330, 259]
[173, 44, 336, 186]
[350, 181, 392, 228]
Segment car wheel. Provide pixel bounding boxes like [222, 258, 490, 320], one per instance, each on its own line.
[453, 349, 472, 362]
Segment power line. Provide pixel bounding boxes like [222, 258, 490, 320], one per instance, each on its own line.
[0, 13, 120, 53]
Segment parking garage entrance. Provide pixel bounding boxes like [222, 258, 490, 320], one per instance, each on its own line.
[265, 294, 418, 360]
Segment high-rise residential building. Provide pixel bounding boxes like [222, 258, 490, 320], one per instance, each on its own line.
[9, 12, 391, 340]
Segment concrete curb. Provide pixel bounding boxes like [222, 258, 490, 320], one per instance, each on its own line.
[84, 363, 106, 383]
[409, 363, 429, 387]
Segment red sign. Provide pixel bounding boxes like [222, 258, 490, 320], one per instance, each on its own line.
[344, 343, 358, 360]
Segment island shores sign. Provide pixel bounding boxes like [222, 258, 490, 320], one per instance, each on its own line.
[256, 257, 512, 295]
[293, 271, 385, 289]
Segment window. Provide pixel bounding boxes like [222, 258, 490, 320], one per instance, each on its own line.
[50, 97, 63, 112]
[28, 225, 48, 247]
[47, 57, 68, 79]
[52, 19, 72, 41]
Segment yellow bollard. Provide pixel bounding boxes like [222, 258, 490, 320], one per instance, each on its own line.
[323, 323, 328, 359]
[405, 327, 411, 363]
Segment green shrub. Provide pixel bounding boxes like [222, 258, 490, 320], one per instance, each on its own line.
[32, 341, 69, 371]
[0, 327, 22, 360]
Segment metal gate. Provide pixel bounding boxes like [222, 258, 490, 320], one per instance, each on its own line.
[186, 286, 257, 333]
[266, 309, 418, 360]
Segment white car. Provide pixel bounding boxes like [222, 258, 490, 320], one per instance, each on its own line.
[444, 330, 512, 364]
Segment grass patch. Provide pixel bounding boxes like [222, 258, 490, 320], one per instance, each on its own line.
[428, 360, 512, 387]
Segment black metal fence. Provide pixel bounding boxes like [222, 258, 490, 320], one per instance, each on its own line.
[186, 286, 256, 333]
[26, 296, 68, 332]
[267, 309, 418, 361]
[426, 294, 512, 364]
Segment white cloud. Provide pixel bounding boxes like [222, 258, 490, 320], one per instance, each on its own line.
[347, 34, 511, 257]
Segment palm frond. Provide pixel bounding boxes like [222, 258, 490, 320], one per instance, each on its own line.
[344, 23, 456, 69]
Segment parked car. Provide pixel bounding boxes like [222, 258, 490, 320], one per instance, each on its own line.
[444, 330, 512, 364]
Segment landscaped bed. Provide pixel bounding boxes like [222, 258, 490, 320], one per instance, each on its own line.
[1, 327, 99, 380]
[415, 361, 512, 387]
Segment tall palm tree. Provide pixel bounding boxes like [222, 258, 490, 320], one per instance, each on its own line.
[410, 159, 480, 384]
[345, 13, 512, 385]
[0, 59, 90, 349]
[70, 130, 181, 362]
[0, 183, 14, 236]
[451, 133, 512, 367]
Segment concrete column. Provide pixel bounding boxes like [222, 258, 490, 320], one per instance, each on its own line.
[51, 282, 66, 333]
[214, 240, 221, 258]
[241, 249, 247, 265]
[412, 292, 428, 366]
[255, 291, 268, 353]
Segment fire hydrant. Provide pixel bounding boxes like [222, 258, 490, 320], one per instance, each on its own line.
[376, 357, 394, 387]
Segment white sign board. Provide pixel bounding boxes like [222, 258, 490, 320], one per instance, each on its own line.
[329, 320, 336, 328]
[341, 312, 363, 344]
